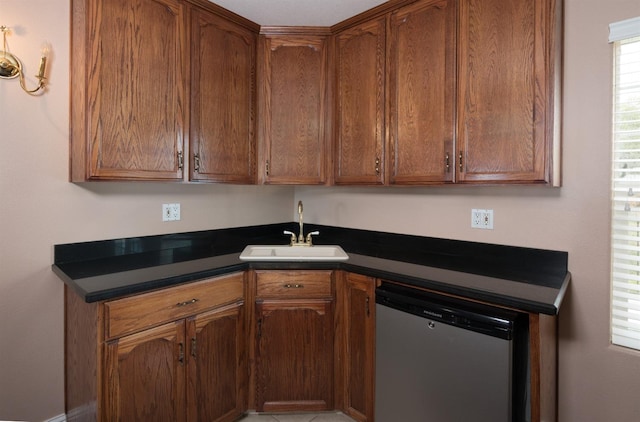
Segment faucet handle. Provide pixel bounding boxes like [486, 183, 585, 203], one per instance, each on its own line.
[306, 231, 320, 245]
[283, 230, 296, 245]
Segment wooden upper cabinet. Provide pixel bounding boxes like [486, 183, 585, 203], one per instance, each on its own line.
[457, 0, 561, 184]
[334, 17, 386, 185]
[189, 7, 256, 183]
[388, 0, 456, 185]
[258, 32, 330, 185]
[70, 0, 186, 181]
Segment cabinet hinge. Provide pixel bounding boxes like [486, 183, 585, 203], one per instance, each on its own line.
[366, 295, 370, 317]
[191, 337, 197, 358]
[265, 160, 270, 176]
[178, 342, 184, 365]
[445, 153, 450, 173]
[375, 157, 380, 176]
[257, 318, 262, 339]
[458, 151, 463, 172]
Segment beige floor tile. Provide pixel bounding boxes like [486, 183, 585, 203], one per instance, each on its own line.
[237, 414, 279, 421]
[310, 412, 356, 422]
[272, 413, 317, 422]
[237, 412, 355, 422]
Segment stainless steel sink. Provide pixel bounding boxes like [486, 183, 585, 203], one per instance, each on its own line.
[239, 245, 349, 261]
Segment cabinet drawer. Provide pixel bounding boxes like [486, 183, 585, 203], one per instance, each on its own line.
[255, 270, 333, 299]
[104, 272, 244, 339]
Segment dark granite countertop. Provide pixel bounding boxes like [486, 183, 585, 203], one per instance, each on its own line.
[52, 223, 570, 315]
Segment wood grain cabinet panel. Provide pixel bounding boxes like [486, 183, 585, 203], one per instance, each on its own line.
[65, 272, 246, 421]
[333, 0, 561, 186]
[258, 33, 330, 184]
[334, 17, 386, 185]
[335, 272, 376, 422]
[388, 0, 456, 184]
[104, 321, 186, 422]
[253, 270, 334, 412]
[457, 0, 561, 184]
[186, 302, 246, 422]
[189, 7, 256, 183]
[71, 0, 186, 181]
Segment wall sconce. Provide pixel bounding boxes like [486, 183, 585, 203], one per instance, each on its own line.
[0, 25, 48, 96]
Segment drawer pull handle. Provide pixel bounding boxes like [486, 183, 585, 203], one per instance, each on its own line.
[283, 283, 304, 289]
[176, 298, 199, 307]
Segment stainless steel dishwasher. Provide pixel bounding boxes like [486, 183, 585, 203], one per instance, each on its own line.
[375, 282, 529, 422]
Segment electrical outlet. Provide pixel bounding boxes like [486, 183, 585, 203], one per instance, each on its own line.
[162, 203, 181, 221]
[471, 209, 493, 229]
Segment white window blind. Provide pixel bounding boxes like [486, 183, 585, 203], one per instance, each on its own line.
[611, 16, 640, 350]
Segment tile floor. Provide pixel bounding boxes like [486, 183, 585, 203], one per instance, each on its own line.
[238, 411, 356, 422]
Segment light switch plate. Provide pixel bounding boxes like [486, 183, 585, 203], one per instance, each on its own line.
[162, 203, 181, 221]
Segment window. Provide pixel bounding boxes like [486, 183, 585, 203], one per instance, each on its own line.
[610, 17, 640, 350]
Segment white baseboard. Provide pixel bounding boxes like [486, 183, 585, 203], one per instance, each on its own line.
[0, 416, 66, 422]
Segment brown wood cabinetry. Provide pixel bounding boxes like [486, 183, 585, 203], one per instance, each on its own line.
[70, 0, 258, 182]
[334, 17, 386, 185]
[257, 31, 330, 184]
[104, 320, 186, 421]
[70, 0, 187, 181]
[252, 270, 335, 412]
[334, 0, 561, 186]
[65, 272, 246, 421]
[388, 0, 456, 184]
[70, 0, 560, 185]
[335, 272, 376, 422]
[457, 0, 561, 184]
[189, 5, 257, 183]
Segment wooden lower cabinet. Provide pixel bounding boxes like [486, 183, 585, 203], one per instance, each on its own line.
[187, 303, 246, 422]
[66, 268, 557, 422]
[335, 272, 376, 422]
[252, 270, 335, 412]
[65, 272, 246, 422]
[104, 320, 186, 421]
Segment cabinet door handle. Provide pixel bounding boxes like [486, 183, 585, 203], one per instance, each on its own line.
[176, 298, 199, 307]
[194, 154, 201, 173]
[177, 151, 184, 170]
[283, 283, 304, 288]
[178, 342, 184, 365]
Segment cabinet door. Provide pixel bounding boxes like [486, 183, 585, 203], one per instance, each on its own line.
[337, 272, 375, 422]
[189, 7, 256, 183]
[186, 302, 246, 422]
[255, 299, 334, 412]
[334, 17, 386, 185]
[388, 0, 456, 184]
[258, 34, 329, 184]
[104, 321, 186, 422]
[457, 0, 557, 183]
[75, 0, 186, 181]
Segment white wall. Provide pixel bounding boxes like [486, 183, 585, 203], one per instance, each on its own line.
[297, 0, 640, 420]
[3, 0, 640, 420]
[0, 1, 292, 420]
